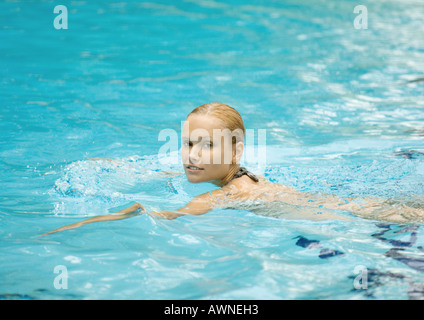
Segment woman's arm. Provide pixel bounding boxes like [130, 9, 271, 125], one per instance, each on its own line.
[40, 203, 146, 236]
[41, 190, 220, 236]
[150, 190, 220, 219]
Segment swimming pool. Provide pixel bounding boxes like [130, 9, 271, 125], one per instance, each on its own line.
[1, 0, 424, 300]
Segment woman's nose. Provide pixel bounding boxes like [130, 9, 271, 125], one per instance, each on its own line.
[189, 145, 202, 164]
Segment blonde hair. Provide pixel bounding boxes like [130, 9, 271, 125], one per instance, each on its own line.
[187, 102, 245, 144]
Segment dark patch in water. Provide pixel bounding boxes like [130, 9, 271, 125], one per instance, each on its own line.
[294, 236, 344, 259]
[0, 293, 35, 300]
[294, 236, 321, 249]
[385, 248, 424, 273]
[394, 149, 424, 160]
[318, 248, 345, 259]
[406, 77, 424, 84]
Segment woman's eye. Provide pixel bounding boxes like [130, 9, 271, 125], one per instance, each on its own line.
[203, 142, 212, 148]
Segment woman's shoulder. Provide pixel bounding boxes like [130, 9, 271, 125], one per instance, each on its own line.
[197, 180, 246, 201]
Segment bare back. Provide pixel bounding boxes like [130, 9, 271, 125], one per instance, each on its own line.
[207, 175, 352, 221]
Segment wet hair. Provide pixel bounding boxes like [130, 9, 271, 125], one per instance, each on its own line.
[187, 102, 245, 144]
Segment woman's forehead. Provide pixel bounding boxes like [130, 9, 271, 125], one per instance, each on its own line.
[182, 115, 225, 134]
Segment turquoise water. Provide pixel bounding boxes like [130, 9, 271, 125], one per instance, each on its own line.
[1, 0, 424, 299]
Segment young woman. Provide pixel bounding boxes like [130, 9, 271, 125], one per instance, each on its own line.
[41, 103, 424, 236]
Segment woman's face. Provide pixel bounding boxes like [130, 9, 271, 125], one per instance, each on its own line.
[181, 114, 240, 185]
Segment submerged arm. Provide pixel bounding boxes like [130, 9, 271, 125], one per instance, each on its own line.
[40, 203, 146, 236]
[41, 190, 222, 235]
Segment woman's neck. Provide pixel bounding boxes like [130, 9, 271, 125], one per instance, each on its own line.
[211, 165, 240, 187]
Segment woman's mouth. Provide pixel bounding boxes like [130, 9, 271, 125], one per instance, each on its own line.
[185, 165, 204, 172]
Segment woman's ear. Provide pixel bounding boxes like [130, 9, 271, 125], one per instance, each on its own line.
[233, 141, 244, 164]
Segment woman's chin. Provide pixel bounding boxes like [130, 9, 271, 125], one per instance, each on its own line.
[185, 175, 205, 183]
